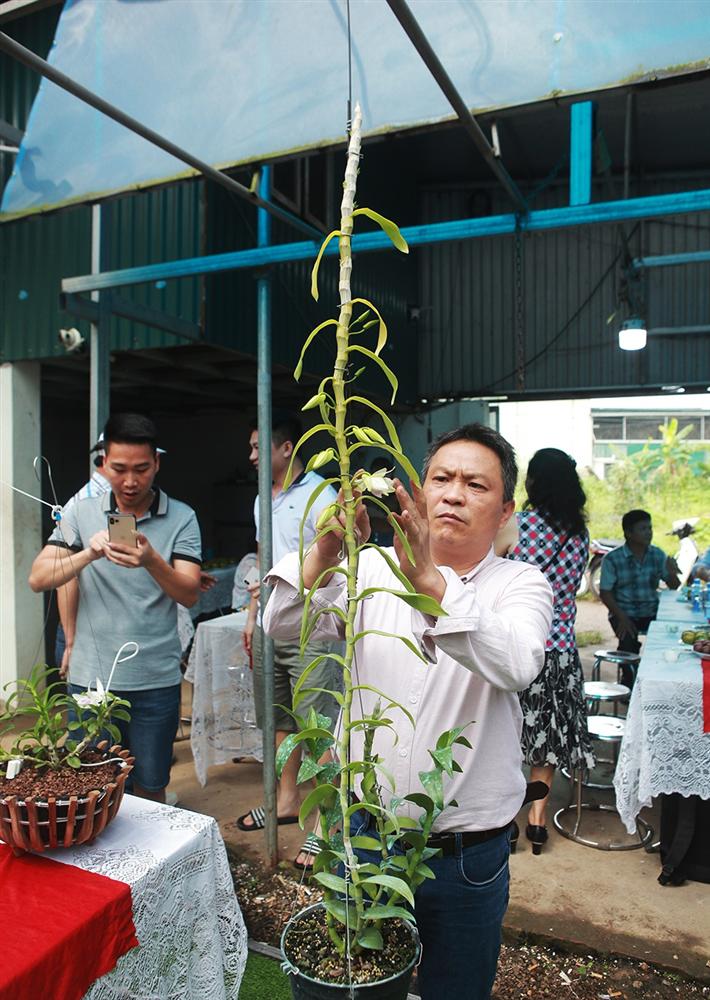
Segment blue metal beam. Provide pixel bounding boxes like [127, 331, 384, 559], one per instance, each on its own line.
[570, 101, 594, 207]
[633, 250, 710, 269]
[62, 186, 710, 295]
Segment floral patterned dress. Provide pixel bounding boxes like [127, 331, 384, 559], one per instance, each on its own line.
[509, 509, 596, 771]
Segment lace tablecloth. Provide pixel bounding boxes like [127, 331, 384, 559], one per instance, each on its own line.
[185, 611, 263, 785]
[177, 564, 243, 652]
[614, 620, 710, 833]
[46, 794, 247, 999]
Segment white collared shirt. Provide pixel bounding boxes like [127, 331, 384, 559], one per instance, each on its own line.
[263, 546, 553, 832]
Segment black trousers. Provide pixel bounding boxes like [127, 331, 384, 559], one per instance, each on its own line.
[608, 614, 654, 688]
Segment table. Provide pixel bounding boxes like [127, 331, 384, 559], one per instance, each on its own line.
[654, 588, 709, 626]
[185, 611, 263, 785]
[614, 619, 710, 833]
[7, 795, 247, 999]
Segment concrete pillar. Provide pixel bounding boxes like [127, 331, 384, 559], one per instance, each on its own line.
[0, 361, 44, 693]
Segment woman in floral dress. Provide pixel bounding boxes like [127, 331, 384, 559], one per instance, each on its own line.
[509, 448, 595, 853]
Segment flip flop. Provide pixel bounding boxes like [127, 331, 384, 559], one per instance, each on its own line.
[235, 806, 299, 831]
[294, 832, 322, 872]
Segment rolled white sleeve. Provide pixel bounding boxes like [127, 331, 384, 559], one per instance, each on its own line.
[262, 552, 348, 643]
[411, 562, 553, 691]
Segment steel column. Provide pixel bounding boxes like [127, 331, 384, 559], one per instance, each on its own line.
[255, 166, 278, 867]
[570, 102, 594, 206]
[89, 203, 110, 465]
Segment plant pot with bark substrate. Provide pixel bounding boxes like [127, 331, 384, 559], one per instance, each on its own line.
[0, 742, 134, 855]
[280, 903, 421, 1000]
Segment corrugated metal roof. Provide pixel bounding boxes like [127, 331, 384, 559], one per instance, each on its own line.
[417, 177, 710, 399]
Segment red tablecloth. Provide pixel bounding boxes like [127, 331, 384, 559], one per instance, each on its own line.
[0, 843, 138, 1000]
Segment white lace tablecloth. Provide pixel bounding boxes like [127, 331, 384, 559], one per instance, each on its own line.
[185, 611, 263, 786]
[614, 620, 710, 833]
[177, 564, 243, 653]
[46, 794, 247, 999]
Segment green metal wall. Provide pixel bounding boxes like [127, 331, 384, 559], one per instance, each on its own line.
[204, 181, 419, 402]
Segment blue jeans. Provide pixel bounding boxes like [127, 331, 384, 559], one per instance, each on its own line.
[67, 682, 180, 792]
[352, 813, 511, 999]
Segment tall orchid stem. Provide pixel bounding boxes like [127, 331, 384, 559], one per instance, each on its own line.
[330, 102, 365, 950]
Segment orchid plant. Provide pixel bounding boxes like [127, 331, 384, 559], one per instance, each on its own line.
[277, 104, 470, 963]
[0, 644, 136, 774]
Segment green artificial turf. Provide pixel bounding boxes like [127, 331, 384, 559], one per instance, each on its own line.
[239, 951, 292, 1000]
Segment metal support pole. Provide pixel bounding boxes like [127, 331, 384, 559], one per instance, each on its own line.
[89, 203, 110, 466]
[0, 31, 322, 240]
[570, 102, 593, 206]
[255, 166, 278, 867]
[385, 0, 527, 214]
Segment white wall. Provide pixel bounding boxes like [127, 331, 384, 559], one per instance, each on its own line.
[0, 362, 44, 691]
[497, 399, 595, 472]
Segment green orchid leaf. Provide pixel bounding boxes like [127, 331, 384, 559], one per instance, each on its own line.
[348, 345, 398, 404]
[356, 926, 384, 951]
[355, 587, 446, 618]
[312, 872, 348, 893]
[350, 835, 384, 852]
[292, 652, 346, 705]
[352, 629, 428, 664]
[350, 684, 415, 728]
[418, 768, 444, 809]
[275, 732, 300, 777]
[430, 746, 455, 777]
[310, 231, 342, 302]
[415, 862, 436, 880]
[349, 297, 388, 355]
[296, 756, 323, 783]
[322, 898, 359, 926]
[350, 208, 409, 254]
[283, 423, 334, 488]
[365, 904, 415, 922]
[294, 319, 339, 382]
[293, 685, 344, 712]
[298, 783, 338, 827]
[403, 792, 435, 813]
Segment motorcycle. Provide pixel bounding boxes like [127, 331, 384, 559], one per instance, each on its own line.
[669, 517, 700, 583]
[577, 538, 620, 598]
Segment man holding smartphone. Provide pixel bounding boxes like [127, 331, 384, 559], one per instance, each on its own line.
[29, 413, 202, 803]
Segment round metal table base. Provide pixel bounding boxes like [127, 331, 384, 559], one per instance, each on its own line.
[553, 802, 654, 851]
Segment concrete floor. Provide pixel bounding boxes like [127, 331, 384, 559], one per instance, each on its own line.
[169, 599, 710, 983]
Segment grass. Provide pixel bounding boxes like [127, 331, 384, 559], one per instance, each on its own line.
[575, 630, 603, 648]
[239, 952, 291, 1000]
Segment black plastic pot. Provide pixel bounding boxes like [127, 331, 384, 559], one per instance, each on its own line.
[280, 903, 420, 1000]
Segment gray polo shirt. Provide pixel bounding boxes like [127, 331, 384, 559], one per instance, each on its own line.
[49, 489, 201, 691]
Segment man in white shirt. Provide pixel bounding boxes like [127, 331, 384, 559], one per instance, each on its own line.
[236, 415, 340, 855]
[263, 423, 553, 999]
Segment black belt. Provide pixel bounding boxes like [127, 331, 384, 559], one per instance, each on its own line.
[427, 823, 511, 856]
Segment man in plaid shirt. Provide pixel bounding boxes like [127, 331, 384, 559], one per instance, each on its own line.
[600, 508, 680, 686]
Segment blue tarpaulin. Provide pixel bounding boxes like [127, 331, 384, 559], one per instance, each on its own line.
[3, 0, 710, 218]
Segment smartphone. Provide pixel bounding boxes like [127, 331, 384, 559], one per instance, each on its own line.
[107, 512, 138, 547]
[244, 566, 260, 587]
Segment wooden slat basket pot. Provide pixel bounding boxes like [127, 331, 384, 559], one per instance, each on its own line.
[0, 744, 134, 856]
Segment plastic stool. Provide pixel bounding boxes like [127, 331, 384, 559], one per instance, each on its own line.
[591, 649, 640, 684]
[554, 716, 653, 851]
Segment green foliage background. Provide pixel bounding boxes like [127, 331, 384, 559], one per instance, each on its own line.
[516, 420, 710, 557]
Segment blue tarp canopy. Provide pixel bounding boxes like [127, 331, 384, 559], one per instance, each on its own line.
[3, 0, 710, 219]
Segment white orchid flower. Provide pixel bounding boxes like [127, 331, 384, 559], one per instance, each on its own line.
[360, 468, 396, 498]
[73, 686, 107, 709]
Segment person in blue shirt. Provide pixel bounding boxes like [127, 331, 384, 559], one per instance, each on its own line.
[599, 509, 680, 686]
[688, 546, 710, 582]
